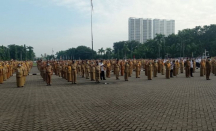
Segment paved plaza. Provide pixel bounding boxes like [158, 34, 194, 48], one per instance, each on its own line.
[0, 67, 216, 131]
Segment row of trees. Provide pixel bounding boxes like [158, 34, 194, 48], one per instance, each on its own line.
[112, 24, 216, 59]
[53, 24, 216, 60]
[0, 44, 35, 61]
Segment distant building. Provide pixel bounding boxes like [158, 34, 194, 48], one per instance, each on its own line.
[129, 17, 175, 43]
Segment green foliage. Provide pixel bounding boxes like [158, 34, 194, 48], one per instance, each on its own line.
[112, 24, 216, 59]
[51, 24, 216, 60]
[56, 46, 97, 60]
[0, 44, 35, 61]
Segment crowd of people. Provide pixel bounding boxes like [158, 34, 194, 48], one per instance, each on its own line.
[0, 60, 33, 87]
[36, 57, 215, 86]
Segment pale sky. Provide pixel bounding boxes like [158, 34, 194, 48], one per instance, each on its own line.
[1, 0, 216, 57]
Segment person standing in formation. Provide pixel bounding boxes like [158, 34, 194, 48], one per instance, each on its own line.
[147, 61, 153, 80]
[165, 61, 171, 79]
[153, 60, 158, 77]
[206, 57, 211, 80]
[0, 63, 4, 84]
[175, 60, 180, 76]
[71, 60, 77, 84]
[85, 60, 90, 79]
[115, 60, 120, 80]
[161, 60, 165, 75]
[185, 58, 190, 78]
[91, 62, 96, 81]
[46, 63, 53, 86]
[200, 59, 205, 76]
[124, 61, 129, 81]
[120, 60, 124, 76]
[99, 60, 106, 80]
[129, 60, 133, 77]
[136, 61, 140, 78]
[16, 63, 24, 87]
[95, 61, 100, 83]
[106, 60, 111, 78]
[67, 63, 72, 82]
[193, 59, 196, 73]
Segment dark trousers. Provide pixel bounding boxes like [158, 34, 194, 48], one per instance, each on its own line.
[190, 68, 193, 77]
[100, 71, 106, 80]
[170, 70, 173, 77]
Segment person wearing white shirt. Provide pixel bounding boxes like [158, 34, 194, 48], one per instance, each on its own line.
[99, 60, 106, 80]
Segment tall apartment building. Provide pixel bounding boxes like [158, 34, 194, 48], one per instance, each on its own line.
[143, 19, 153, 42]
[128, 18, 153, 43]
[153, 19, 175, 37]
[129, 17, 175, 43]
[153, 19, 160, 38]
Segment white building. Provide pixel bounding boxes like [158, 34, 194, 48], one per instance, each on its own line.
[153, 19, 160, 38]
[129, 18, 175, 43]
[128, 17, 153, 43]
[153, 19, 175, 37]
[143, 19, 153, 42]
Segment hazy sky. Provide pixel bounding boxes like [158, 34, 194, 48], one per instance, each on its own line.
[1, 0, 215, 57]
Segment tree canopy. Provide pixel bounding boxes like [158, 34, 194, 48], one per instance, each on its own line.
[0, 44, 35, 61]
[48, 24, 216, 60]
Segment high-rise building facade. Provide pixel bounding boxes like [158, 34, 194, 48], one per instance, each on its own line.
[143, 19, 153, 42]
[129, 17, 175, 43]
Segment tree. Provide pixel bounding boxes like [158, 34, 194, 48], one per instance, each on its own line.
[98, 47, 104, 56]
[106, 48, 112, 59]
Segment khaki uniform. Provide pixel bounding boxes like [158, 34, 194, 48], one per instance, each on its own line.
[206, 60, 211, 80]
[124, 62, 129, 81]
[166, 62, 171, 79]
[16, 66, 24, 87]
[203, 61, 206, 75]
[77, 64, 81, 76]
[91, 65, 96, 81]
[200, 61, 204, 76]
[46, 65, 53, 85]
[0, 65, 3, 84]
[120, 61, 125, 76]
[193, 61, 196, 73]
[67, 65, 72, 82]
[106, 62, 111, 78]
[95, 65, 100, 83]
[3, 65, 7, 81]
[136, 62, 141, 78]
[115, 62, 120, 80]
[71, 63, 77, 84]
[161, 62, 165, 75]
[129, 61, 133, 77]
[65, 65, 68, 80]
[153, 62, 158, 77]
[23, 64, 28, 84]
[58, 64, 62, 77]
[85, 63, 90, 79]
[148, 63, 153, 80]
[176, 61, 180, 75]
